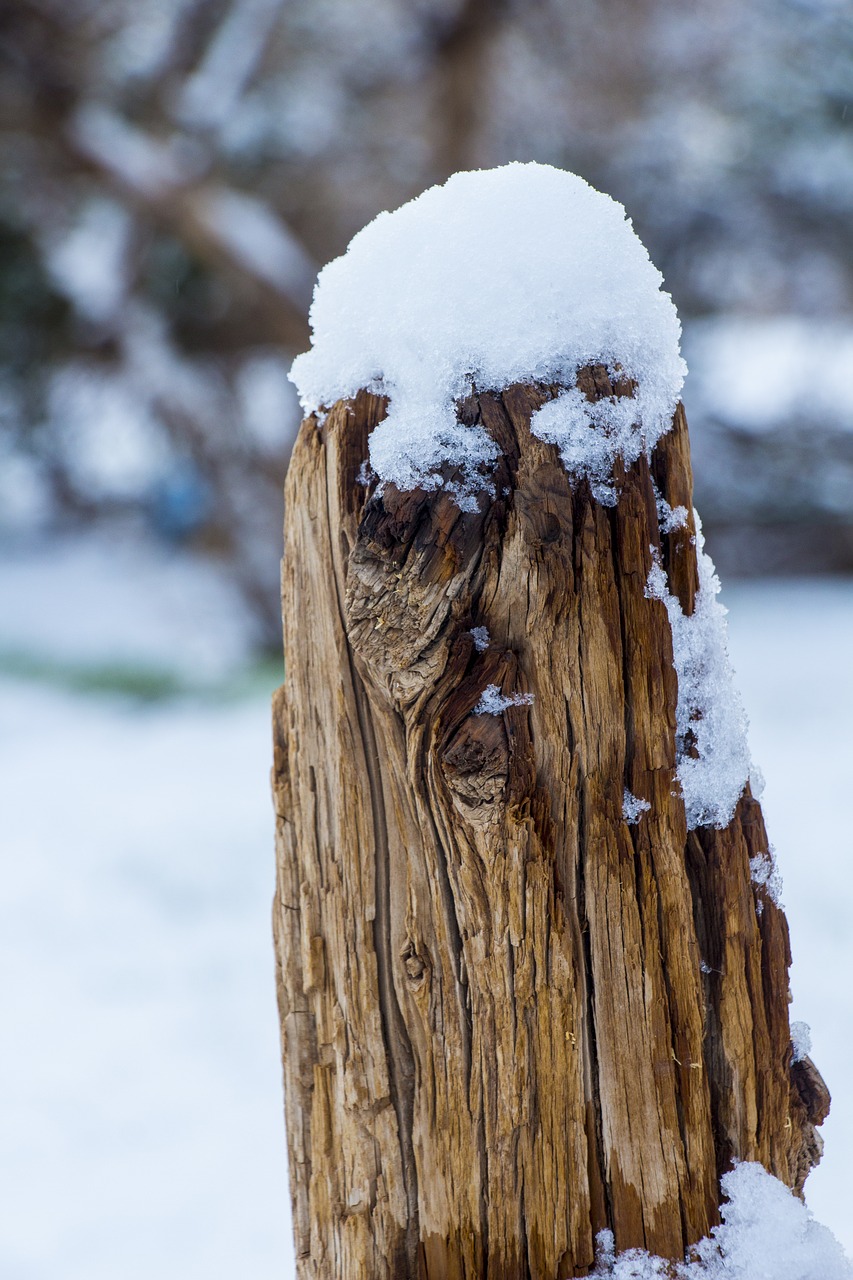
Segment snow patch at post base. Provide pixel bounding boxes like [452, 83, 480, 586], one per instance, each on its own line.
[590, 1163, 851, 1279]
[290, 162, 685, 506]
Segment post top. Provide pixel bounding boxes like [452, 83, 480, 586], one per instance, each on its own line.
[291, 162, 685, 508]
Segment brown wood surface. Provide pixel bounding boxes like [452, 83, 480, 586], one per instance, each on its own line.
[272, 373, 828, 1278]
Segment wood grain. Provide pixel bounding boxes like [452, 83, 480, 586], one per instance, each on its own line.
[272, 375, 827, 1278]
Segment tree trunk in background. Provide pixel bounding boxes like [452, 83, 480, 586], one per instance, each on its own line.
[271, 372, 829, 1279]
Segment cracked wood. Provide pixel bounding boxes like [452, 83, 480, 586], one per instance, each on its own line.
[272, 374, 828, 1278]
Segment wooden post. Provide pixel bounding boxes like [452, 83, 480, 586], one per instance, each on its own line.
[272, 372, 828, 1278]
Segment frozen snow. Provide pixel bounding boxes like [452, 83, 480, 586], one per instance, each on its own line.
[654, 486, 689, 534]
[791, 1021, 813, 1065]
[749, 850, 783, 907]
[683, 1163, 851, 1280]
[591, 1164, 851, 1279]
[623, 789, 651, 824]
[291, 163, 685, 507]
[530, 382, 673, 507]
[645, 515, 751, 829]
[469, 626, 490, 651]
[473, 683, 534, 715]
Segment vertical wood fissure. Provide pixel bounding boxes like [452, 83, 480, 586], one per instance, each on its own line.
[324, 401, 421, 1272]
[572, 652, 613, 1244]
[574, 882, 612, 1252]
[361, 679, 421, 1272]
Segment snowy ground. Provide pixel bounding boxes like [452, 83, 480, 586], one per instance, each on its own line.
[722, 578, 853, 1249]
[0, 681, 293, 1280]
[0, 534, 850, 1277]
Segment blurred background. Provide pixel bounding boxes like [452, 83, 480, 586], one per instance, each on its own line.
[1, 0, 851, 1276]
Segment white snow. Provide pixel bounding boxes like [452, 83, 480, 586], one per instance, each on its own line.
[645, 515, 751, 829]
[0, 680, 290, 1280]
[530, 381, 673, 507]
[469, 626, 490, 651]
[623, 789, 651, 824]
[684, 1163, 851, 1280]
[473, 683, 534, 715]
[291, 163, 686, 508]
[791, 1021, 813, 1065]
[591, 1163, 851, 1279]
[655, 487, 689, 533]
[749, 850, 783, 907]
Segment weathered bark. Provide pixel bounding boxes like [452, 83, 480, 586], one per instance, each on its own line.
[272, 372, 828, 1279]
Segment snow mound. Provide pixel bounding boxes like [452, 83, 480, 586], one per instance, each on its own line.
[645, 514, 751, 829]
[592, 1163, 851, 1279]
[291, 163, 686, 507]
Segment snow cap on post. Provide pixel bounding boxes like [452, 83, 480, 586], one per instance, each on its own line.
[291, 162, 686, 508]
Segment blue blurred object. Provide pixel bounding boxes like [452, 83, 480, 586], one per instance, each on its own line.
[148, 465, 213, 541]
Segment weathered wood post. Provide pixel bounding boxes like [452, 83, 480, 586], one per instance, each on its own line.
[271, 164, 829, 1278]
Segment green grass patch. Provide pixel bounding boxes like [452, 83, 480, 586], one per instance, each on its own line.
[0, 648, 284, 704]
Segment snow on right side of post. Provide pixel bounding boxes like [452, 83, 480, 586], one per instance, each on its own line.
[645, 515, 753, 830]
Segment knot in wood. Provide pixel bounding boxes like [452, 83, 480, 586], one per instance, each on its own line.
[345, 483, 487, 705]
[400, 940, 430, 988]
[440, 710, 510, 817]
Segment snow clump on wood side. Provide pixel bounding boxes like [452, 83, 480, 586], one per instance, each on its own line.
[645, 515, 752, 830]
[591, 1162, 851, 1279]
[790, 1020, 812, 1064]
[290, 162, 686, 508]
[622, 789, 651, 824]
[473, 684, 534, 716]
